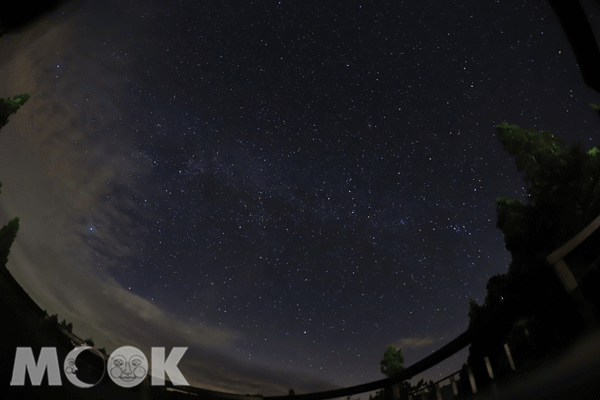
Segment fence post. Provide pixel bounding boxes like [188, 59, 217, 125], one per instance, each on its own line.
[467, 365, 477, 394]
[434, 383, 442, 400]
[551, 259, 578, 292]
[504, 343, 516, 371]
[392, 382, 400, 400]
[484, 356, 494, 379]
[449, 375, 458, 396]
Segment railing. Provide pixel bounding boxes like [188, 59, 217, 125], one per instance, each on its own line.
[186, 212, 600, 400]
[546, 213, 600, 292]
[178, 212, 592, 400]
[5, 211, 599, 400]
[401, 370, 462, 400]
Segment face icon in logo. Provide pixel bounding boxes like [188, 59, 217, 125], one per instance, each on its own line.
[108, 346, 148, 388]
[65, 358, 77, 374]
[63, 346, 106, 388]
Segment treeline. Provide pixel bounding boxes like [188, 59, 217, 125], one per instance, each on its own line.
[462, 106, 600, 392]
[377, 104, 600, 397]
[1, 93, 111, 357]
[41, 310, 107, 355]
[0, 94, 27, 277]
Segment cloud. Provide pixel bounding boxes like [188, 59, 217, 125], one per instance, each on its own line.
[393, 337, 437, 349]
[0, 9, 338, 396]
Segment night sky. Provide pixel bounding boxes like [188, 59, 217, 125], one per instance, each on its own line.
[1, 0, 599, 396]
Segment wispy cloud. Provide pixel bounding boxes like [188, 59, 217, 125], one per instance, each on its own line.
[393, 337, 437, 349]
[0, 16, 337, 396]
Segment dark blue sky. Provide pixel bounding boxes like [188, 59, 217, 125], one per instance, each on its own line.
[0, 0, 599, 395]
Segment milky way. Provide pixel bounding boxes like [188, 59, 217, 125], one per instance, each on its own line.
[0, 0, 598, 395]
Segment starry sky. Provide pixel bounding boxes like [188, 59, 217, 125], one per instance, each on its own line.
[1, 0, 599, 396]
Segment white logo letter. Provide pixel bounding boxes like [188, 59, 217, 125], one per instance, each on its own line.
[11, 347, 61, 386]
[151, 347, 189, 386]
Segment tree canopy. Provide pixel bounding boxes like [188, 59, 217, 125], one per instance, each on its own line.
[495, 113, 600, 257]
[376, 344, 434, 398]
[0, 93, 31, 131]
[379, 345, 405, 378]
[461, 104, 600, 392]
[486, 105, 600, 315]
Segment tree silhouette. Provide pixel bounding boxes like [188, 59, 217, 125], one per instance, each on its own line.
[379, 345, 405, 378]
[463, 104, 600, 390]
[0, 94, 27, 267]
[377, 345, 434, 399]
[60, 319, 73, 333]
[591, 104, 600, 119]
[0, 196, 19, 267]
[494, 117, 600, 257]
[0, 93, 31, 131]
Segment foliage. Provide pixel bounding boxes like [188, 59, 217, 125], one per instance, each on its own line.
[99, 348, 107, 355]
[380, 345, 405, 378]
[408, 379, 435, 396]
[495, 118, 600, 255]
[44, 312, 75, 333]
[0, 201, 19, 266]
[0, 182, 20, 267]
[495, 198, 529, 253]
[591, 103, 600, 119]
[494, 107, 600, 275]
[60, 319, 73, 333]
[288, 388, 295, 396]
[0, 93, 31, 131]
[377, 345, 437, 398]
[84, 337, 95, 346]
[49, 313, 59, 325]
[495, 122, 566, 202]
[467, 298, 484, 330]
[462, 104, 600, 391]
